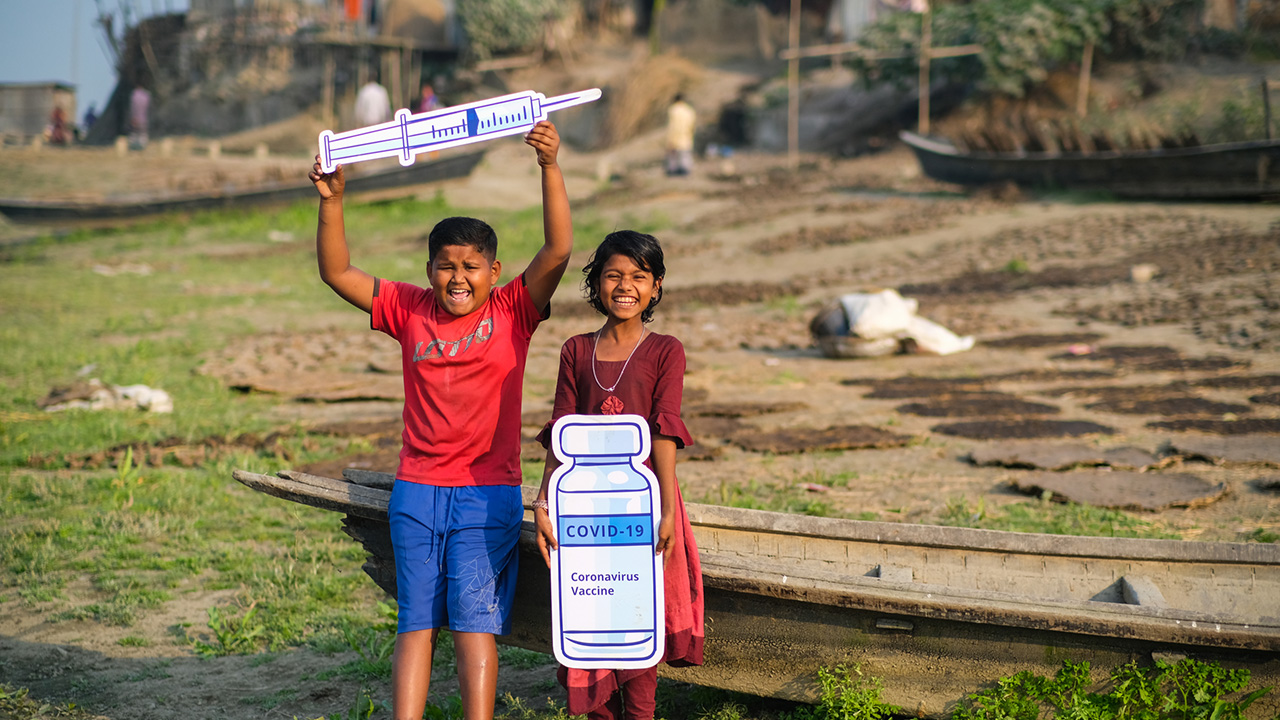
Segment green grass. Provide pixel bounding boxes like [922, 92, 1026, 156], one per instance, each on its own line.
[0, 194, 652, 656]
[939, 495, 1177, 539]
[706, 478, 838, 518]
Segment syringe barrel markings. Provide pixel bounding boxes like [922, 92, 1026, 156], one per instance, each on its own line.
[318, 88, 599, 173]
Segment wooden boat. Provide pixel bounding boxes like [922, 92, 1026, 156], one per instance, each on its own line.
[0, 149, 485, 223]
[232, 468, 1280, 717]
[899, 130, 1280, 200]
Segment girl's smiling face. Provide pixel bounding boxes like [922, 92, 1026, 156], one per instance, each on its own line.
[597, 253, 660, 323]
[428, 244, 501, 317]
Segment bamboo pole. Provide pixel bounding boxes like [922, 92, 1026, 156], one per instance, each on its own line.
[788, 0, 801, 168]
[1077, 41, 1094, 118]
[1263, 77, 1273, 141]
[918, 5, 931, 136]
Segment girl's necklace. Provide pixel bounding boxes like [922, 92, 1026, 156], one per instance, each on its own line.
[592, 327, 646, 413]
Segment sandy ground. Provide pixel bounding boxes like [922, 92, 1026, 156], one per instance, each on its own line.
[3, 108, 1279, 719]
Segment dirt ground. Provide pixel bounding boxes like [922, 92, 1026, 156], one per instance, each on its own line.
[3, 75, 1280, 718]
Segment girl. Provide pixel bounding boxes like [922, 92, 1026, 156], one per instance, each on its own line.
[533, 230, 705, 720]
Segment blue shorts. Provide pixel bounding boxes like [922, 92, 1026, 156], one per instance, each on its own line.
[388, 481, 524, 635]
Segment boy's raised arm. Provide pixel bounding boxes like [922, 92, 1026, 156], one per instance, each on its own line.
[310, 156, 376, 314]
[522, 121, 574, 312]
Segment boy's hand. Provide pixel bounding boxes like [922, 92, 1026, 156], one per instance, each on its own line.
[309, 155, 345, 200]
[525, 121, 560, 168]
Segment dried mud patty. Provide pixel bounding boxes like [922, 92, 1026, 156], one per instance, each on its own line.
[1250, 392, 1280, 406]
[1051, 345, 1245, 372]
[969, 441, 1160, 471]
[1147, 418, 1280, 434]
[1168, 435, 1280, 466]
[982, 332, 1104, 349]
[687, 401, 808, 418]
[1192, 374, 1280, 389]
[896, 393, 1060, 417]
[932, 419, 1115, 440]
[845, 376, 988, 399]
[1010, 471, 1226, 511]
[1084, 397, 1252, 416]
[733, 425, 911, 454]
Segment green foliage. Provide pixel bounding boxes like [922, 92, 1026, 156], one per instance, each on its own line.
[940, 496, 1177, 539]
[193, 602, 267, 656]
[498, 645, 556, 669]
[1244, 528, 1279, 543]
[422, 694, 465, 720]
[855, 0, 1200, 97]
[496, 693, 575, 720]
[458, 0, 565, 60]
[784, 664, 900, 720]
[0, 684, 98, 720]
[707, 478, 837, 518]
[951, 658, 1272, 720]
[338, 600, 398, 679]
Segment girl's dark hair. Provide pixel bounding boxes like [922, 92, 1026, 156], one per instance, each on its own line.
[582, 231, 665, 323]
[428, 216, 498, 262]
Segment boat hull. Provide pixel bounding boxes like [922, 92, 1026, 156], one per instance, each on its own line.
[0, 149, 485, 223]
[234, 469, 1280, 717]
[900, 131, 1280, 199]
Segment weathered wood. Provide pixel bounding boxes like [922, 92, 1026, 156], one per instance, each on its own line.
[342, 468, 396, 489]
[231, 468, 1280, 718]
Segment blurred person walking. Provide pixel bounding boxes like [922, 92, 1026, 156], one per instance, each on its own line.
[665, 94, 696, 176]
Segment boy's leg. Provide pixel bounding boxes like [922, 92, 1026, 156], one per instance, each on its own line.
[454, 631, 499, 719]
[445, 485, 524, 720]
[388, 481, 452, 720]
[392, 628, 439, 720]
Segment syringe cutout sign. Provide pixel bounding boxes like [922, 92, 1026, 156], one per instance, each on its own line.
[318, 87, 602, 173]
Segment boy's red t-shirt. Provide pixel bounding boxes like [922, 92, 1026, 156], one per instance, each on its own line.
[371, 274, 545, 486]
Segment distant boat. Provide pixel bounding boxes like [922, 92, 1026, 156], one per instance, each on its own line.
[0, 149, 485, 223]
[900, 131, 1280, 199]
[233, 467, 1280, 719]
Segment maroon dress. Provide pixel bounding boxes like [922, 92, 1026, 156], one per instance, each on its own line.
[536, 331, 705, 719]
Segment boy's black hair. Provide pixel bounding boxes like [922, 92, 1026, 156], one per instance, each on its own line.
[582, 230, 665, 323]
[428, 217, 498, 263]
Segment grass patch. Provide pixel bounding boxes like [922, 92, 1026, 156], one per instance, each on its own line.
[939, 495, 1177, 539]
[707, 478, 837, 518]
[0, 684, 99, 719]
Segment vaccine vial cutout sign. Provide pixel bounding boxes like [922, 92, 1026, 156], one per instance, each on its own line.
[549, 414, 664, 669]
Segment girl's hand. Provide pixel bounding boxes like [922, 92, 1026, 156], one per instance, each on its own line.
[535, 504, 558, 568]
[525, 121, 560, 168]
[309, 155, 345, 200]
[655, 511, 675, 567]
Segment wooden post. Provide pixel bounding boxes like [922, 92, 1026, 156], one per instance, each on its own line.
[1077, 41, 1094, 118]
[1263, 77, 1273, 141]
[787, 0, 801, 168]
[918, 5, 931, 136]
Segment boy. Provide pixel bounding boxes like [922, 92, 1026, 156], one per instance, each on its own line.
[308, 121, 573, 720]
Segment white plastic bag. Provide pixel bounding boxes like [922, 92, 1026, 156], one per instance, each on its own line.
[839, 289, 918, 340]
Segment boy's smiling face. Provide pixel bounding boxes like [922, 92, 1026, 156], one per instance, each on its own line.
[428, 244, 501, 317]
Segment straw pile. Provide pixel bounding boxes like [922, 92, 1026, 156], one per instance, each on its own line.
[602, 53, 703, 147]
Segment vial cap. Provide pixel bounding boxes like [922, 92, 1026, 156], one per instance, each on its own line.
[558, 423, 642, 456]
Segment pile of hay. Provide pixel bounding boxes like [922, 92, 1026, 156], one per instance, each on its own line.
[602, 53, 703, 146]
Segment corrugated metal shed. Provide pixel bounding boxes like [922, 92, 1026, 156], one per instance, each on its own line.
[0, 82, 76, 139]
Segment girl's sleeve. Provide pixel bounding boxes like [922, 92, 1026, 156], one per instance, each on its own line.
[536, 339, 581, 448]
[651, 338, 694, 448]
